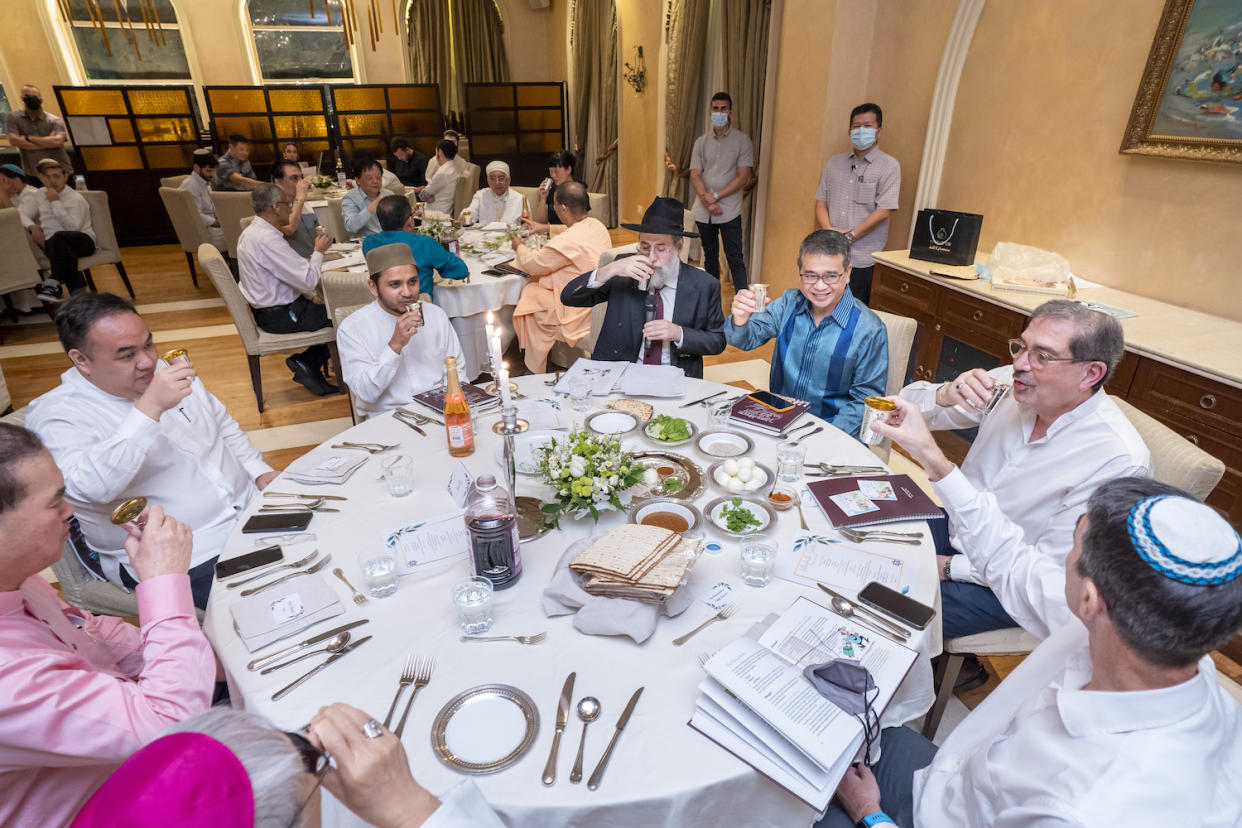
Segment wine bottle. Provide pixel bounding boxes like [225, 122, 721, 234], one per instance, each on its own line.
[443, 356, 474, 457]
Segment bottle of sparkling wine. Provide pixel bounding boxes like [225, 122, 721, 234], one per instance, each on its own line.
[443, 356, 474, 457]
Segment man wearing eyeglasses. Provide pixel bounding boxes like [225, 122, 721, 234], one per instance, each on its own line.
[886, 301, 1150, 679]
[561, 196, 726, 378]
[725, 229, 888, 437]
[270, 159, 317, 257]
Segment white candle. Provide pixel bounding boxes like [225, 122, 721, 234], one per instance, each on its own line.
[491, 331, 503, 373]
[485, 311, 494, 343]
[498, 363, 513, 409]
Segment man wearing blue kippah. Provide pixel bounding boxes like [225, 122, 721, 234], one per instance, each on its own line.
[814, 473, 1242, 828]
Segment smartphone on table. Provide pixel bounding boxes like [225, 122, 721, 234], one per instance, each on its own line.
[241, 512, 312, 534]
[857, 581, 937, 629]
[215, 545, 283, 579]
[747, 390, 796, 413]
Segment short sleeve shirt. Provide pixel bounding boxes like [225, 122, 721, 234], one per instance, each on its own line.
[689, 128, 754, 225]
[5, 110, 73, 175]
[815, 147, 900, 268]
[213, 152, 256, 191]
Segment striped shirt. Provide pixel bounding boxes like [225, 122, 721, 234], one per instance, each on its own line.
[815, 147, 900, 268]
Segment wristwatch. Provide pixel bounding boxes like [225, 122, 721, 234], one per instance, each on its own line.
[844, 230, 857, 243]
[859, 812, 896, 827]
[712, 190, 720, 201]
[943, 557, 953, 581]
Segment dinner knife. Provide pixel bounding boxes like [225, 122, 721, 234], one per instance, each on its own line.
[271, 635, 372, 701]
[679, 390, 724, 408]
[247, 619, 370, 671]
[817, 583, 911, 638]
[541, 671, 576, 786]
[587, 686, 644, 791]
[393, 414, 426, 436]
[263, 491, 349, 501]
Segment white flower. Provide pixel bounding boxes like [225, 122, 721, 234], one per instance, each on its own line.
[569, 456, 587, 477]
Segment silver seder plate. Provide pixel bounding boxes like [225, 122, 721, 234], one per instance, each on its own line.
[432, 684, 541, 775]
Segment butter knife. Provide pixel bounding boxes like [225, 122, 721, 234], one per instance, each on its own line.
[541, 671, 576, 786]
[679, 390, 724, 408]
[271, 635, 372, 701]
[247, 619, 370, 671]
[587, 686, 643, 791]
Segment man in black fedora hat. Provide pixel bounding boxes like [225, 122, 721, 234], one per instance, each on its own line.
[561, 196, 725, 378]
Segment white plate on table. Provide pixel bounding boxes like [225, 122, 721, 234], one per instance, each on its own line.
[492, 431, 557, 475]
[643, 416, 698, 447]
[585, 410, 642, 436]
[432, 684, 540, 775]
[704, 495, 776, 537]
[696, 429, 754, 459]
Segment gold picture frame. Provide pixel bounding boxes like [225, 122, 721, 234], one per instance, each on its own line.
[1120, 0, 1242, 164]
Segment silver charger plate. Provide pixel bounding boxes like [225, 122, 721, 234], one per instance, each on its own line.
[431, 684, 540, 775]
[704, 495, 777, 537]
[584, 409, 643, 436]
[630, 451, 705, 502]
[516, 496, 553, 542]
[642, 416, 699, 448]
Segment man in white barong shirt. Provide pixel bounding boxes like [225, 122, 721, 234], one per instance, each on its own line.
[178, 148, 224, 248]
[815, 474, 1242, 828]
[337, 243, 467, 419]
[464, 160, 524, 225]
[416, 140, 461, 216]
[26, 292, 277, 608]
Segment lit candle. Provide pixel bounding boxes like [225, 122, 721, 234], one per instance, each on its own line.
[498, 362, 513, 410]
[484, 311, 495, 343]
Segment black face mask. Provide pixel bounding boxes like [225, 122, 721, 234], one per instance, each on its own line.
[804, 658, 881, 766]
[23, 95, 42, 110]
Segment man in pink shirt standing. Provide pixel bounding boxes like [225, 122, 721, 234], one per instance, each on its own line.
[0, 423, 216, 828]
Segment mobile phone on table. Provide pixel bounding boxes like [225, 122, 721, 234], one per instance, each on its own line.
[215, 545, 283, 579]
[857, 581, 936, 629]
[241, 512, 313, 534]
[747, 390, 796, 413]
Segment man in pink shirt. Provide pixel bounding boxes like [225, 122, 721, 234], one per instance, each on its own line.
[0, 423, 216, 828]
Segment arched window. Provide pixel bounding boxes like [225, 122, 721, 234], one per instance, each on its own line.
[55, 0, 193, 81]
[248, 0, 355, 82]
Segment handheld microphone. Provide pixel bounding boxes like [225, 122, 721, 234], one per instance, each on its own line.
[641, 286, 658, 362]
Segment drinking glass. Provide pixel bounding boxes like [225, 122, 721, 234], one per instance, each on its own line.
[739, 538, 778, 587]
[775, 441, 807, 483]
[707, 399, 734, 429]
[383, 455, 414, 497]
[453, 576, 495, 634]
[357, 548, 399, 598]
[568, 375, 593, 412]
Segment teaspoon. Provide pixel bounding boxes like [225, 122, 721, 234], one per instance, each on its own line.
[828, 596, 909, 641]
[259, 632, 353, 674]
[569, 696, 601, 784]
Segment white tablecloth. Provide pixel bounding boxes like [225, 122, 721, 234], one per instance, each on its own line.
[205, 376, 938, 827]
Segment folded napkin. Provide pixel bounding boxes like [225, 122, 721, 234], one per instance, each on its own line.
[229, 575, 344, 652]
[283, 453, 368, 486]
[543, 533, 695, 644]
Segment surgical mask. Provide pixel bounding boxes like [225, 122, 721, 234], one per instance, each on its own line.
[710, 112, 729, 129]
[23, 95, 42, 110]
[849, 127, 876, 150]
[804, 658, 880, 765]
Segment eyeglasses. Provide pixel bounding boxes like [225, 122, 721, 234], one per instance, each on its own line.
[284, 730, 330, 828]
[1007, 338, 1083, 370]
[275, 200, 293, 208]
[637, 242, 674, 256]
[799, 271, 846, 285]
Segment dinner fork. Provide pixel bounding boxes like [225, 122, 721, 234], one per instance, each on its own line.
[396, 407, 442, 426]
[225, 550, 320, 589]
[332, 441, 398, 453]
[394, 655, 435, 738]
[672, 605, 737, 646]
[839, 528, 922, 545]
[239, 555, 333, 597]
[383, 655, 417, 729]
[459, 632, 547, 645]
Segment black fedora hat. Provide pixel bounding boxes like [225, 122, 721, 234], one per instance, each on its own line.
[621, 196, 699, 238]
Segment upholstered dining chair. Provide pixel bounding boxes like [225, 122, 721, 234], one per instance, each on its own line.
[159, 174, 188, 189]
[157, 186, 206, 287]
[587, 192, 610, 227]
[511, 185, 539, 217]
[321, 197, 349, 243]
[0, 207, 46, 324]
[209, 190, 255, 264]
[869, 310, 919, 460]
[331, 303, 367, 424]
[451, 163, 481, 218]
[77, 190, 135, 299]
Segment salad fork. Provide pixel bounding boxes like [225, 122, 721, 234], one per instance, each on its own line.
[672, 605, 737, 646]
[239, 555, 333, 597]
[459, 632, 547, 645]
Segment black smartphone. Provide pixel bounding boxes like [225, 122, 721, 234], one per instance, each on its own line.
[747, 390, 796, 412]
[857, 582, 937, 629]
[215, 545, 283, 579]
[241, 512, 313, 534]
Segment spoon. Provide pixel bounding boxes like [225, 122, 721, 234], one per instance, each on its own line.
[828, 596, 909, 641]
[259, 632, 353, 674]
[569, 696, 601, 784]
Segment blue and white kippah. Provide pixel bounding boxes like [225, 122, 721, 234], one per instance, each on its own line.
[1127, 495, 1242, 585]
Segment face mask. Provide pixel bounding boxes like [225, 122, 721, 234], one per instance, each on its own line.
[849, 126, 876, 150]
[710, 112, 729, 129]
[23, 95, 42, 110]
[804, 658, 881, 765]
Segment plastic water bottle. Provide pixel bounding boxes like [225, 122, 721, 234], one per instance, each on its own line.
[465, 474, 521, 590]
[74, 175, 87, 192]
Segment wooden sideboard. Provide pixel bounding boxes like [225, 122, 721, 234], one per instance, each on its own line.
[870, 252, 1242, 527]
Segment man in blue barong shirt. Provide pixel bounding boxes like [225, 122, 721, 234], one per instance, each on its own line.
[725, 230, 888, 439]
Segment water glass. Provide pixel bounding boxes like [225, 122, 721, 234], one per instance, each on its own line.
[357, 549, 399, 598]
[453, 576, 495, 634]
[739, 538, 778, 587]
[568, 375, 593, 412]
[707, 399, 734, 429]
[383, 455, 414, 497]
[775, 440, 807, 483]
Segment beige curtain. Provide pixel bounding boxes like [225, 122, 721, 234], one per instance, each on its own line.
[407, 0, 510, 116]
[663, 0, 710, 205]
[571, 0, 618, 224]
[721, 0, 771, 262]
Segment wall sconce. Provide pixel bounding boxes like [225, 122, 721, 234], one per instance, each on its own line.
[624, 46, 647, 94]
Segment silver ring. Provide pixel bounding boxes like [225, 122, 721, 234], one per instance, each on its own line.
[362, 719, 383, 739]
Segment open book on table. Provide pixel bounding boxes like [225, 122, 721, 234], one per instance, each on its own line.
[689, 595, 918, 812]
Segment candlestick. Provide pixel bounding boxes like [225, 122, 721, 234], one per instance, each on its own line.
[492, 404, 530, 435]
[497, 363, 513, 410]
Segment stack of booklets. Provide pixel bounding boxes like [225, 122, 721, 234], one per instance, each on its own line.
[805, 474, 941, 529]
[569, 524, 702, 605]
[283, 453, 369, 486]
[411, 383, 499, 414]
[728, 393, 811, 435]
[689, 596, 918, 812]
[552, 358, 630, 397]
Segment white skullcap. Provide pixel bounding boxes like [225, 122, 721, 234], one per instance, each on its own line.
[1128, 495, 1242, 585]
[485, 160, 510, 178]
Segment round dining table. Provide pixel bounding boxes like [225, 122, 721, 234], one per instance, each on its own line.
[204, 375, 940, 828]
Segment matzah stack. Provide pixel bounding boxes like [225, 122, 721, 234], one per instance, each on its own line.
[570, 524, 702, 605]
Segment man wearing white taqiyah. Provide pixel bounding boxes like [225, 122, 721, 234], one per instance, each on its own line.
[814, 475, 1242, 828]
[336, 243, 467, 419]
[464, 160, 524, 225]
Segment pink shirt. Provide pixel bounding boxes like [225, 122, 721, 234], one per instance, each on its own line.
[0, 574, 215, 828]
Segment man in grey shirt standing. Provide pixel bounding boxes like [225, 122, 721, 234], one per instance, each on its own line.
[5, 84, 73, 177]
[814, 102, 900, 305]
[689, 92, 754, 294]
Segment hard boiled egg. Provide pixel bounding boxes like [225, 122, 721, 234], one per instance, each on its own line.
[722, 459, 739, 476]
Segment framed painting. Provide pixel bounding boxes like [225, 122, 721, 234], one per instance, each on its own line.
[1120, 0, 1242, 164]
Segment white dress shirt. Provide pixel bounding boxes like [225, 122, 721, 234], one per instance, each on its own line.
[466, 187, 524, 225]
[419, 164, 458, 215]
[237, 215, 324, 308]
[26, 367, 273, 583]
[178, 172, 224, 246]
[18, 186, 94, 241]
[336, 300, 467, 419]
[912, 620, 1242, 826]
[901, 366, 1150, 592]
[424, 154, 465, 184]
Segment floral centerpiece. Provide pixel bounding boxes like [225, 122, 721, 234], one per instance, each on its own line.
[536, 429, 644, 523]
[414, 218, 447, 239]
[312, 174, 337, 191]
